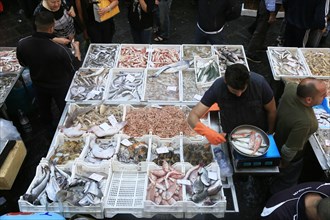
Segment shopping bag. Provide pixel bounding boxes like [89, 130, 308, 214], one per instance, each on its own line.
[94, 0, 120, 22]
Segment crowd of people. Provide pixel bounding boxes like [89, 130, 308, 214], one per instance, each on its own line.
[10, 0, 330, 219]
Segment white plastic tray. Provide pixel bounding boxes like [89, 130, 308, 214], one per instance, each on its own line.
[298, 48, 330, 79]
[117, 44, 150, 68]
[194, 55, 221, 89]
[82, 44, 119, 69]
[104, 161, 147, 218]
[267, 47, 310, 80]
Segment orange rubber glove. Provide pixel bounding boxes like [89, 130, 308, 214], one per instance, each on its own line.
[194, 122, 226, 145]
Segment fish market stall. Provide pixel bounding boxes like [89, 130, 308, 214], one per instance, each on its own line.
[268, 47, 330, 175]
[20, 44, 257, 218]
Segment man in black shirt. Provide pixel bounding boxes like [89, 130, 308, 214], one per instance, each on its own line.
[17, 11, 81, 133]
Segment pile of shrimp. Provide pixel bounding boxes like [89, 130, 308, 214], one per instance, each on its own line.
[124, 106, 196, 138]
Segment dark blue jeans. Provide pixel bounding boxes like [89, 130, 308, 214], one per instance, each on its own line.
[158, 0, 172, 39]
[130, 27, 153, 44]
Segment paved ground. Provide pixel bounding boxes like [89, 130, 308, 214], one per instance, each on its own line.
[0, 0, 329, 219]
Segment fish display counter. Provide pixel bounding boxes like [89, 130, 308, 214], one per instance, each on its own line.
[268, 47, 330, 176]
[20, 43, 252, 218]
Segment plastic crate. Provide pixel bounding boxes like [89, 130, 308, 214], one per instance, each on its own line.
[18, 159, 73, 214]
[117, 44, 150, 68]
[104, 161, 147, 218]
[183, 162, 226, 218]
[60, 103, 125, 135]
[0, 47, 23, 74]
[143, 68, 182, 103]
[143, 162, 186, 218]
[115, 134, 151, 165]
[148, 135, 183, 165]
[65, 68, 111, 102]
[194, 55, 221, 89]
[82, 44, 119, 69]
[182, 137, 215, 166]
[46, 133, 89, 168]
[0, 73, 20, 103]
[182, 44, 212, 68]
[54, 161, 112, 219]
[182, 69, 208, 103]
[298, 48, 330, 79]
[267, 47, 310, 80]
[149, 44, 181, 68]
[106, 68, 146, 103]
[79, 134, 119, 164]
[213, 45, 249, 73]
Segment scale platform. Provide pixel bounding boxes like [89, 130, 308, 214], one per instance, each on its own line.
[232, 135, 281, 168]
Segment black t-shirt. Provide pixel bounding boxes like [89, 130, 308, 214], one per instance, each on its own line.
[201, 72, 273, 133]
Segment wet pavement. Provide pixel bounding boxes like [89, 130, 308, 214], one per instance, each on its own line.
[0, 0, 329, 219]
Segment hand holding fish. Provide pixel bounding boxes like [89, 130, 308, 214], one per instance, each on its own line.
[194, 122, 226, 145]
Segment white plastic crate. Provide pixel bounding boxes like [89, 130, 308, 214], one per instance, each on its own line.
[53, 161, 112, 219]
[194, 55, 221, 89]
[117, 44, 150, 68]
[148, 135, 183, 165]
[18, 160, 73, 214]
[82, 44, 119, 69]
[65, 68, 111, 102]
[149, 44, 181, 68]
[182, 137, 215, 166]
[298, 48, 330, 79]
[183, 162, 226, 218]
[267, 47, 310, 80]
[79, 134, 119, 165]
[182, 44, 213, 68]
[143, 68, 182, 103]
[59, 103, 125, 136]
[0, 47, 23, 74]
[213, 45, 249, 73]
[182, 69, 208, 103]
[104, 161, 147, 218]
[107, 68, 146, 103]
[46, 133, 89, 167]
[115, 134, 151, 165]
[143, 162, 186, 218]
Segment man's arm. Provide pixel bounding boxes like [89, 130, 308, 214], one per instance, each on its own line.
[187, 102, 210, 129]
[264, 97, 276, 134]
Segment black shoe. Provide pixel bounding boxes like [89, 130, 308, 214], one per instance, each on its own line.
[246, 54, 262, 63]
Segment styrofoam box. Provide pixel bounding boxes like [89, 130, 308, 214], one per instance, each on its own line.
[142, 68, 182, 103]
[240, 3, 284, 18]
[117, 44, 150, 68]
[148, 135, 183, 164]
[182, 44, 213, 68]
[104, 160, 148, 218]
[298, 48, 330, 79]
[18, 159, 73, 214]
[82, 44, 120, 68]
[149, 44, 181, 68]
[267, 47, 310, 81]
[60, 103, 125, 134]
[183, 162, 226, 218]
[212, 45, 250, 73]
[41, 161, 110, 219]
[114, 134, 151, 165]
[182, 137, 215, 166]
[65, 68, 111, 103]
[46, 133, 90, 168]
[106, 68, 146, 103]
[194, 55, 221, 89]
[143, 162, 186, 218]
[182, 69, 208, 103]
[79, 134, 120, 165]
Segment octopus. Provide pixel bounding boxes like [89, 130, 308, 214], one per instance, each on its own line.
[117, 137, 148, 164]
[183, 143, 214, 165]
[50, 139, 85, 165]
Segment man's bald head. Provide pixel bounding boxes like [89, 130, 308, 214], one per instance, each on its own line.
[297, 78, 327, 106]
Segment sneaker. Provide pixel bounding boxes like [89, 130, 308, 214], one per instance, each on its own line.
[246, 54, 262, 63]
[154, 36, 167, 42]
